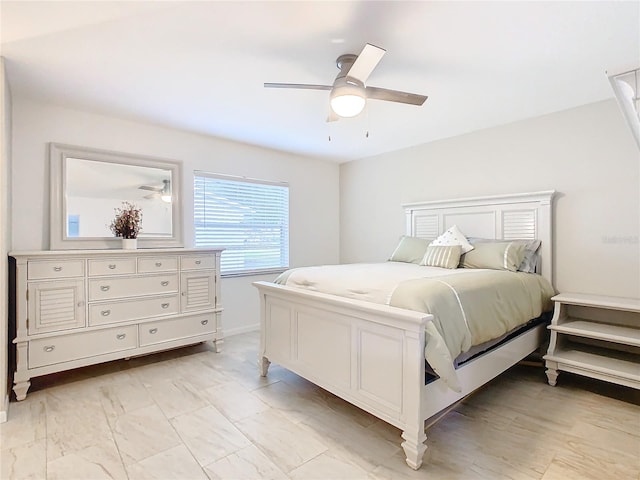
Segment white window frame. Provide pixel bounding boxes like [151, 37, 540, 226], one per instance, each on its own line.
[194, 171, 289, 277]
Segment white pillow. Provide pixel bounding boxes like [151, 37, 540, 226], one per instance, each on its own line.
[430, 225, 474, 254]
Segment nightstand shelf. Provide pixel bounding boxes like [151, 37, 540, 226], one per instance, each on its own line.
[544, 293, 640, 389]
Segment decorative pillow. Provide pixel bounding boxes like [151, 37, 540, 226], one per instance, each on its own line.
[389, 235, 433, 264]
[429, 225, 474, 254]
[467, 237, 541, 273]
[460, 241, 527, 271]
[420, 245, 462, 269]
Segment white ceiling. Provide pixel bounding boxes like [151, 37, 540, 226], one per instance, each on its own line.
[1, 1, 638, 163]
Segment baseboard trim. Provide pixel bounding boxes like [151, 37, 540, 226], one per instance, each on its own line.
[0, 393, 9, 423]
[225, 323, 259, 337]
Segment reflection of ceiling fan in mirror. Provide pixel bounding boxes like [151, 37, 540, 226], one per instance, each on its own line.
[139, 179, 172, 203]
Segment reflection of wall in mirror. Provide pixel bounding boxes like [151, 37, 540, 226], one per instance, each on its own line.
[66, 196, 172, 238]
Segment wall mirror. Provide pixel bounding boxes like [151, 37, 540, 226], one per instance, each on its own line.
[50, 143, 184, 250]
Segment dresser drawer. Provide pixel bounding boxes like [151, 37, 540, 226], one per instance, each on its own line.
[88, 258, 137, 277]
[181, 255, 216, 271]
[88, 294, 179, 326]
[28, 260, 84, 280]
[89, 274, 178, 301]
[139, 314, 215, 347]
[29, 325, 137, 368]
[138, 256, 178, 273]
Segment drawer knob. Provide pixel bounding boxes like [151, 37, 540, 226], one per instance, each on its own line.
[149, 328, 158, 334]
[43, 345, 55, 353]
[100, 285, 110, 292]
[77, 301, 85, 307]
[116, 333, 126, 340]
[155, 262, 162, 267]
[53, 266, 62, 272]
[195, 260, 202, 265]
[108, 264, 116, 269]
[101, 309, 111, 316]
[161, 303, 169, 309]
[201, 319, 209, 325]
[161, 281, 169, 286]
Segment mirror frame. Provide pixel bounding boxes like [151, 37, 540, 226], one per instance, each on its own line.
[50, 143, 184, 250]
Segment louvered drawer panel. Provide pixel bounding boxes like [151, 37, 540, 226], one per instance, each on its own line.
[139, 314, 215, 347]
[180, 272, 216, 312]
[28, 260, 84, 280]
[88, 294, 179, 326]
[138, 256, 178, 273]
[29, 325, 137, 368]
[28, 280, 86, 334]
[181, 255, 216, 271]
[88, 258, 136, 276]
[89, 274, 178, 301]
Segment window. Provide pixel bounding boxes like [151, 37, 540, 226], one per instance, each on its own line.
[194, 172, 289, 276]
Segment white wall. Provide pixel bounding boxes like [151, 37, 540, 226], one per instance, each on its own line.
[340, 100, 640, 298]
[11, 98, 340, 334]
[0, 58, 12, 422]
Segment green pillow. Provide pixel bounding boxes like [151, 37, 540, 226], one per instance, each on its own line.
[389, 236, 432, 264]
[461, 241, 527, 271]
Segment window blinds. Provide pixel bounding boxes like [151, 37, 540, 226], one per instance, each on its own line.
[194, 172, 289, 276]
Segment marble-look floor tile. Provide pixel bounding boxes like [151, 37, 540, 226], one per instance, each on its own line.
[45, 392, 114, 461]
[235, 408, 328, 473]
[252, 379, 333, 425]
[47, 439, 128, 480]
[145, 378, 208, 419]
[202, 380, 270, 421]
[288, 449, 372, 480]
[1, 438, 47, 480]
[111, 404, 181, 465]
[125, 444, 208, 480]
[99, 373, 155, 424]
[203, 445, 288, 480]
[0, 393, 47, 450]
[170, 405, 251, 466]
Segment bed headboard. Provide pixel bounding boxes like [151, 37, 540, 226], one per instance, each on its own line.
[403, 191, 556, 285]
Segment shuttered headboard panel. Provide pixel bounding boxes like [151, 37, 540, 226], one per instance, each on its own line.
[403, 191, 556, 285]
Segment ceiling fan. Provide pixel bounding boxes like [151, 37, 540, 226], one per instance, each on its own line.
[139, 179, 171, 203]
[265, 43, 427, 121]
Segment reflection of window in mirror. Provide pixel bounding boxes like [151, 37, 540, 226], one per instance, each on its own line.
[67, 214, 80, 237]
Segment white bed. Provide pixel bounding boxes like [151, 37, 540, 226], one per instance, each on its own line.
[254, 191, 556, 470]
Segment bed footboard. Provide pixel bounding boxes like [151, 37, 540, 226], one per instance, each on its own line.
[254, 281, 432, 468]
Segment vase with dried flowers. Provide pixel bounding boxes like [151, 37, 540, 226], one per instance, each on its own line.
[109, 201, 142, 249]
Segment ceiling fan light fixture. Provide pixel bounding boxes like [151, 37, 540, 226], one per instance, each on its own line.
[161, 179, 172, 203]
[330, 83, 366, 117]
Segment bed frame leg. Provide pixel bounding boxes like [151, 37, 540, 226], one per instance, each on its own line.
[401, 429, 427, 470]
[258, 356, 271, 377]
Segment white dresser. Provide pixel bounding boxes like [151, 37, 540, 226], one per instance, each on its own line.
[10, 248, 223, 400]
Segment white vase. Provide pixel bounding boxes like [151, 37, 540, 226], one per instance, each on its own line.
[122, 238, 137, 250]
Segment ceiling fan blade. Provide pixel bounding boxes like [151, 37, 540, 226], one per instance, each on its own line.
[345, 43, 386, 84]
[144, 192, 158, 199]
[326, 109, 340, 123]
[138, 185, 161, 192]
[365, 86, 428, 106]
[264, 83, 332, 90]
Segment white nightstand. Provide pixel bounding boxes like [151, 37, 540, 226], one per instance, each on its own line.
[544, 293, 640, 389]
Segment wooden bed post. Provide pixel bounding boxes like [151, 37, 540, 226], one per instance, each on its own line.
[400, 326, 428, 469]
[257, 290, 271, 376]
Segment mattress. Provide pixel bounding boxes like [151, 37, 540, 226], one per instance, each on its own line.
[276, 261, 555, 391]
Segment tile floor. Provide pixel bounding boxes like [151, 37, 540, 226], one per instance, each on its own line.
[1, 331, 639, 479]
